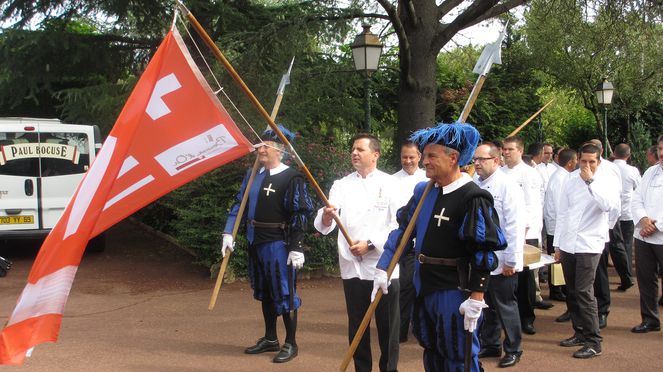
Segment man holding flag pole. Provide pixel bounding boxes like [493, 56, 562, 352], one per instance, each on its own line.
[222, 125, 313, 364]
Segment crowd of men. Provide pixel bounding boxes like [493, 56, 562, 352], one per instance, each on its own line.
[221, 122, 663, 371]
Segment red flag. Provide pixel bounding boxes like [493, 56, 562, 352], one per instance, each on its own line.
[0, 28, 253, 364]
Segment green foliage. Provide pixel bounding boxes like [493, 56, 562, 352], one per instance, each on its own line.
[629, 119, 653, 173]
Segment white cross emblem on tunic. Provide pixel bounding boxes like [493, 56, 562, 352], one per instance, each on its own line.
[263, 183, 276, 196]
[433, 208, 450, 227]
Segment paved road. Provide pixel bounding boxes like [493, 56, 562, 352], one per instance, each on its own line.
[1, 220, 661, 371]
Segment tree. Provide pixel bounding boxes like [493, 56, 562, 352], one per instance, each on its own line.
[372, 0, 528, 142]
[524, 0, 663, 151]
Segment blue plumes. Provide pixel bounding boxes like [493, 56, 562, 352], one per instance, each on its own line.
[262, 124, 295, 144]
[408, 121, 481, 166]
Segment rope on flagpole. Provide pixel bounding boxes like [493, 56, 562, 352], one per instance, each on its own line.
[177, 16, 264, 144]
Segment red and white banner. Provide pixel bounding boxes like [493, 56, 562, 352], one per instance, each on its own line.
[0, 28, 253, 364]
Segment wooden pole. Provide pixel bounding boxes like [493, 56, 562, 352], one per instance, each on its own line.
[339, 181, 434, 371]
[177, 1, 354, 247]
[458, 75, 486, 123]
[507, 99, 555, 137]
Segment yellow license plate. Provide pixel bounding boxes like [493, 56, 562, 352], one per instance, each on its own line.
[0, 215, 34, 224]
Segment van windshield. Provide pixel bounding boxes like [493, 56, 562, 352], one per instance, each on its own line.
[0, 132, 90, 177]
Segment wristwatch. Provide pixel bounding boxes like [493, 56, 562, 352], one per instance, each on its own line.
[585, 178, 594, 185]
[367, 240, 376, 250]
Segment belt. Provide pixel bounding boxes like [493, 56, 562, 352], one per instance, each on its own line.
[249, 220, 286, 229]
[418, 254, 457, 267]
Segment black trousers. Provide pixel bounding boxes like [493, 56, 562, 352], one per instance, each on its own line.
[481, 274, 522, 353]
[595, 225, 622, 316]
[620, 220, 635, 280]
[517, 239, 538, 327]
[634, 239, 663, 326]
[561, 251, 602, 348]
[609, 220, 633, 287]
[398, 250, 416, 341]
[343, 277, 400, 372]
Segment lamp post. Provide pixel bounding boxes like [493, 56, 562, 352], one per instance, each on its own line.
[351, 24, 383, 132]
[594, 78, 614, 158]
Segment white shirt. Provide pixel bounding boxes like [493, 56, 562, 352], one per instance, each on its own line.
[553, 166, 620, 254]
[314, 169, 400, 280]
[599, 158, 623, 227]
[392, 168, 428, 208]
[501, 162, 543, 241]
[475, 169, 526, 274]
[632, 163, 663, 244]
[613, 159, 641, 221]
[535, 162, 551, 195]
[544, 167, 571, 235]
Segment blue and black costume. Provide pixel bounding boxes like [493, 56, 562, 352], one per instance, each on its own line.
[376, 122, 506, 372]
[224, 126, 313, 352]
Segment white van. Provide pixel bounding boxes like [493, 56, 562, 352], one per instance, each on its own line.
[0, 118, 103, 248]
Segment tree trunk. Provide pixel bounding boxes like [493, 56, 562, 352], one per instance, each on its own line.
[396, 53, 438, 143]
[395, 0, 439, 144]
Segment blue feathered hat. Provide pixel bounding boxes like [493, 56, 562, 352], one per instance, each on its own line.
[409, 122, 481, 167]
[261, 124, 295, 144]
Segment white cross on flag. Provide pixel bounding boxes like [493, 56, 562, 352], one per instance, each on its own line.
[0, 28, 253, 364]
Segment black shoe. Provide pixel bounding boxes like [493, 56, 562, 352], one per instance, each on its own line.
[478, 348, 502, 358]
[555, 311, 571, 323]
[616, 282, 634, 292]
[549, 293, 567, 302]
[598, 314, 607, 329]
[573, 345, 601, 359]
[559, 336, 584, 347]
[273, 343, 298, 363]
[522, 324, 536, 335]
[534, 301, 554, 310]
[498, 352, 521, 368]
[631, 322, 661, 333]
[245, 337, 280, 354]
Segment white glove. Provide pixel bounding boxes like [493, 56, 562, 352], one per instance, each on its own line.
[370, 269, 390, 302]
[221, 234, 235, 258]
[287, 251, 305, 270]
[458, 298, 489, 333]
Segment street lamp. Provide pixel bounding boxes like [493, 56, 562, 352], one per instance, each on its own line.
[351, 24, 383, 132]
[594, 78, 614, 158]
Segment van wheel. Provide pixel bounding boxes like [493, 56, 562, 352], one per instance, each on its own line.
[87, 234, 106, 253]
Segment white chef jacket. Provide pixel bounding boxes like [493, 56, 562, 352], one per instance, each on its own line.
[475, 169, 526, 274]
[553, 165, 620, 254]
[544, 167, 571, 235]
[501, 162, 543, 241]
[632, 163, 663, 245]
[599, 158, 623, 227]
[392, 168, 428, 208]
[613, 159, 641, 221]
[314, 169, 401, 280]
[536, 162, 551, 196]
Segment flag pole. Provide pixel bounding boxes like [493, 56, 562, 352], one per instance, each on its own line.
[339, 24, 509, 372]
[176, 1, 354, 248]
[507, 98, 555, 137]
[208, 63, 291, 310]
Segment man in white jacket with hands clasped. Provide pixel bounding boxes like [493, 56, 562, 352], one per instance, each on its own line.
[314, 133, 401, 372]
